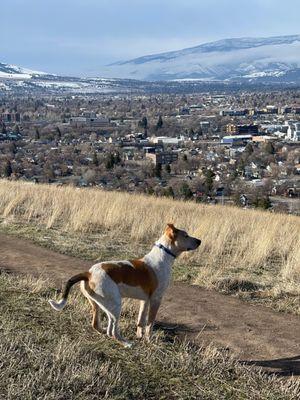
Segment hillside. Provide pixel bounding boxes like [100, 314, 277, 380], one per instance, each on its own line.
[0, 180, 299, 314]
[102, 34, 300, 82]
[0, 62, 143, 94]
[1, 179, 300, 398]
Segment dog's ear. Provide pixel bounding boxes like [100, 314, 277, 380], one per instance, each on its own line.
[165, 223, 177, 242]
[167, 223, 175, 230]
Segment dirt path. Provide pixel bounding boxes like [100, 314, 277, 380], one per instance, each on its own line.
[1, 233, 299, 377]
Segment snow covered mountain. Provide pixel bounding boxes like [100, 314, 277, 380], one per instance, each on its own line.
[0, 62, 47, 79]
[0, 62, 146, 94]
[102, 35, 300, 82]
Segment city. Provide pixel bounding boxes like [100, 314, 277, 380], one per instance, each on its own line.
[1, 90, 299, 214]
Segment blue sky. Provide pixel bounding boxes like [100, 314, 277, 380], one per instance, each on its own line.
[1, 0, 300, 76]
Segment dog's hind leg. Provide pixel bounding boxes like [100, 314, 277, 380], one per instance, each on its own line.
[110, 298, 132, 347]
[81, 281, 106, 334]
[89, 298, 107, 334]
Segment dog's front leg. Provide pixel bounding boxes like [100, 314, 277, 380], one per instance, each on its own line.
[136, 300, 149, 338]
[145, 298, 161, 341]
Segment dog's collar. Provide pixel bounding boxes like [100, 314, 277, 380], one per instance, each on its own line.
[155, 243, 177, 258]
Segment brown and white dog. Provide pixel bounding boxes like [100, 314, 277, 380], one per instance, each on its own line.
[49, 223, 201, 347]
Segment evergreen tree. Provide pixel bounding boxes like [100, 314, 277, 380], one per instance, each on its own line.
[56, 127, 62, 139]
[179, 182, 193, 200]
[3, 160, 12, 177]
[155, 163, 162, 178]
[253, 196, 272, 210]
[156, 115, 163, 130]
[92, 151, 99, 166]
[35, 128, 40, 140]
[164, 186, 174, 198]
[139, 116, 148, 129]
[105, 153, 115, 170]
[204, 169, 215, 194]
[114, 151, 121, 165]
[165, 164, 171, 174]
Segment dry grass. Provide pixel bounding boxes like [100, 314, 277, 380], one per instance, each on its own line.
[0, 272, 299, 400]
[0, 179, 299, 312]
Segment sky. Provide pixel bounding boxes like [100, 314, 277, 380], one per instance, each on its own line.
[1, 0, 300, 76]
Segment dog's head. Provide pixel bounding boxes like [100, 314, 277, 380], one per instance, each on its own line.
[164, 223, 201, 255]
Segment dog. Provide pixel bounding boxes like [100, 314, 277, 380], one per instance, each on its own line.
[49, 223, 201, 347]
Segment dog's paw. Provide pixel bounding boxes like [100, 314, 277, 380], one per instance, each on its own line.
[123, 341, 133, 349]
[136, 327, 143, 339]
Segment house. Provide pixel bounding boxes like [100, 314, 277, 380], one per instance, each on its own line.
[286, 123, 300, 141]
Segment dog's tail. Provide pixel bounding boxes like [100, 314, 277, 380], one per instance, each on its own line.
[48, 272, 90, 311]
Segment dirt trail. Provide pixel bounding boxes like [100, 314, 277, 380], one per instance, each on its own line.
[0, 233, 299, 377]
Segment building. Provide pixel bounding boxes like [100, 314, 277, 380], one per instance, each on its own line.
[146, 151, 178, 165]
[286, 123, 300, 142]
[252, 135, 277, 143]
[149, 136, 182, 146]
[69, 116, 110, 127]
[226, 124, 259, 135]
[220, 109, 247, 117]
[221, 135, 252, 146]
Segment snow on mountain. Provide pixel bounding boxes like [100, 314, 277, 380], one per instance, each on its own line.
[102, 35, 300, 82]
[0, 62, 47, 79]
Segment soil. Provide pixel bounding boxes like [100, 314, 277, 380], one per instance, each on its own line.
[1, 233, 299, 377]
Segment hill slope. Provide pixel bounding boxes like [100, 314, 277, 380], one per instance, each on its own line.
[103, 34, 300, 82]
[0, 180, 299, 315]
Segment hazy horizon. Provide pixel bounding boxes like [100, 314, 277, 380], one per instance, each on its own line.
[1, 0, 300, 76]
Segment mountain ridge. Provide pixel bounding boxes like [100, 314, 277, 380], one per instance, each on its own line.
[103, 34, 300, 82]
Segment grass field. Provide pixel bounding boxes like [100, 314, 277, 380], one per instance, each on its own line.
[1, 272, 299, 400]
[0, 179, 299, 314]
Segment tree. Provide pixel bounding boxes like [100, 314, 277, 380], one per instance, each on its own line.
[203, 169, 215, 194]
[92, 151, 99, 166]
[155, 163, 162, 178]
[156, 115, 163, 130]
[264, 142, 275, 155]
[165, 164, 171, 174]
[139, 116, 148, 130]
[179, 182, 193, 200]
[3, 160, 12, 177]
[56, 127, 62, 139]
[245, 143, 254, 156]
[105, 153, 115, 170]
[252, 196, 272, 210]
[14, 125, 20, 135]
[164, 186, 174, 198]
[34, 128, 40, 140]
[114, 151, 121, 165]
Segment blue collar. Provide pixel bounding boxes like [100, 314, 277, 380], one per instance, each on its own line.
[155, 243, 177, 258]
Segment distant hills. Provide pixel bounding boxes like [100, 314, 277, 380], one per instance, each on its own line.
[102, 35, 300, 82]
[1, 34, 300, 95]
[0, 63, 146, 94]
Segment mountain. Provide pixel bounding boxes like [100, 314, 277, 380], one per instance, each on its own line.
[2, 34, 300, 96]
[0, 63, 47, 79]
[102, 35, 300, 82]
[0, 62, 150, 94]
